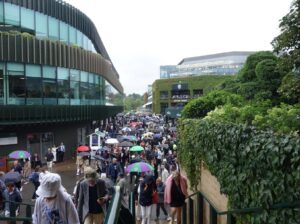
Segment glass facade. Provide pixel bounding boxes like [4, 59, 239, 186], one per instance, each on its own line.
[0, 2, 97, 53]
[105, 81, 123, 106]
[160, 53, 253, 79]
[0, 63, 124, 106]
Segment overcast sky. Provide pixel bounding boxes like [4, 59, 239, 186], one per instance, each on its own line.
[65, 0, 292, 95]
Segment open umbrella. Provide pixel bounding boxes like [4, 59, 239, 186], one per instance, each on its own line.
[126, 162, 154, 173]
[122, 135, 137, 142]
[156, 144, 169, 149]
[77, 152, 90, 157]
[130, 145, 144, 152]
[4, 171, 21, 184]
[119, 141, 133, 147]
[77, 145, 90, 152]
[8, 150, 30, 159]
[105, 138, 119, 144]
[122, 127, 131, 132]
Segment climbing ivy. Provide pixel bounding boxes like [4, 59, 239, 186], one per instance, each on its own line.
[177, 119, 300, 224]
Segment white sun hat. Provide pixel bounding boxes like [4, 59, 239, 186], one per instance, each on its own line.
[36, 173, 62, 198]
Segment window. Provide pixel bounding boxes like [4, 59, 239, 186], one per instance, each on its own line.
[0, 64, 4, 104]
[83, 35, 88, 50]
[4, 3, 20, 26]
[26, 65, 42, 105]
[7, 63, 25, 105]
[21, 7, 34, 30]
[59, 21, 69, 43]
[43, 66, 56, 104]
[69, 26, 76, 45]
[80, 71, 89, 104]
[70, 69, 80, 105]
[76, 31, 83, 48]
[48, 17, 59, 40]
[35, 12, 48, 38]
[0, 2, 4, 23]
[57, 68, 69, 105]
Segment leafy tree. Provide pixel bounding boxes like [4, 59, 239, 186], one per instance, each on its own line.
[238, 51, 277, 82]
[124, 93, 144, 112]
[272, 0, 300, 70]
[181, 90, 244, 119]
[278, 72, 300, 104]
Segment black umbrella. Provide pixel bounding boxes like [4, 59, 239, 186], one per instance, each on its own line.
[93, 155, 109, 162]
[156, 144, 169, 149]
[119, 141, 133, 147]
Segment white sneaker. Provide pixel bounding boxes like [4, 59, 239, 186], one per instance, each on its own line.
[167, 217, 172, 221]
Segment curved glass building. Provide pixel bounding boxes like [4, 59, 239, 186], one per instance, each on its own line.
[0, 0, 123, 158]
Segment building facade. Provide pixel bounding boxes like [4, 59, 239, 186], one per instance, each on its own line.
[0, 0, 123, 159]
[160, 51, 254, 79]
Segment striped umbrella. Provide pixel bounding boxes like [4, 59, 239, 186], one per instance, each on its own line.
[126, 162, 154, 173]
[8, 150, 30, 159]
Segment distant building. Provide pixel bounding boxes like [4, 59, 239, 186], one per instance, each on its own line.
[154, 51, 254, 116]
[160, 51, 254, 79]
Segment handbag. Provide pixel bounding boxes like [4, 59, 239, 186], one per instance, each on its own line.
[152, 191, 159, 204]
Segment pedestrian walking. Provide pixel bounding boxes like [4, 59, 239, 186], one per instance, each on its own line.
[107, 158, 123, 183]
[45, 148, 54, 172]
[161, 164, 170, 184]
[3, 180, 22, 220]
[155, 177, 171, 221]
[28, 166, 40, 201]
[77, 167, 109, 224]
[139, 175, 154, 224]
[164, 170, 188, 224]
[32, 173, 79, 224]
[31, 153, 42, 169]
[22, 158, 31, 183]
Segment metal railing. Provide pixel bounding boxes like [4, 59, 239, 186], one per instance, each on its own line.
[0, 200, 34, 224]
[104, 186, 121, 224]
[181, 191, 300, 224]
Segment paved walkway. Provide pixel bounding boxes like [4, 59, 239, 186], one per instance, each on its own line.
[20, 159, 170, 223]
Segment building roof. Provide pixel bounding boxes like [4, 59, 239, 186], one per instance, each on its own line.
[178, 51, 255, 65]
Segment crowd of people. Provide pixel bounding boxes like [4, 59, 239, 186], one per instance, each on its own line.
[0, 112, 188, 224]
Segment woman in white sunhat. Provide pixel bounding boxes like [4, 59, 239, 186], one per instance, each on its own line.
[32, 173, 80, 224]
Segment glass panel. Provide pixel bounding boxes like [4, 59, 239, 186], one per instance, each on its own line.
[4, 3, 20, 26]
[69, 26, 76, 45]
[70, 69, 79, 82]
[48, 17, 59, 40]
[35, 12, 48, 38]
[88, 73, 94, 84]
[57, 79, 69, 105]
[80, 82, 89, 105]
[70, 81, 80, 105]
[83, 35, 88, 50]
[26, 65, 41, 77]
[57, 68, 69, 80]
[43, 66, 56, 79]
[59, 21, 69, 43]
[0, 2, 5, 23]
[7, 63, 25, 105]
[26, 76, 42, 104]
[76, 30, 83, 47]
[43, 79, 57, 105]
[0, 64, 3, 105]
[80, 71, 88, 82]
[21, 7, 34, 30]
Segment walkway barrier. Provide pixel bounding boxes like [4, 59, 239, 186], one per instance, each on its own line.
[181, 192, 300, 224]
[104, 186, 121, 224]
[0, 200, 33, 224]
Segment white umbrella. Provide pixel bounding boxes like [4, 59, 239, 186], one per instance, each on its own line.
[105, 138, 119, 144]
[122, 127, 131, 132]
